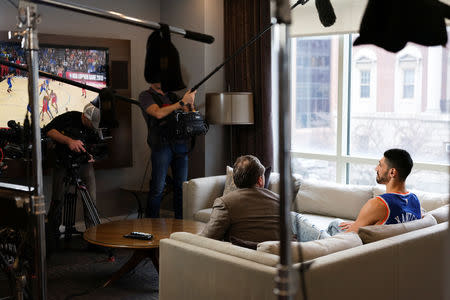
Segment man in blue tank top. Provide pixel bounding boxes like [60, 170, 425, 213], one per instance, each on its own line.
[292, 149, 422, 241]
[337, 149, 421, 233]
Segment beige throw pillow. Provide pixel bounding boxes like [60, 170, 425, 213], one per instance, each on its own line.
[426, 204, 449, 224]
[222, 166, 238, 196]
[358, 214, 437, 244]
[257, 232, 362, 262]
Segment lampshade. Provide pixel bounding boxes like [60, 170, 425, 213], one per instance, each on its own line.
[206, 92, 254, 125]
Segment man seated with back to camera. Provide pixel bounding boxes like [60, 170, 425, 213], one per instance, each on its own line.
[199, 155, 280, 246]
[43, 103, 100, 246]
[139, 81, 196, 219]
[291, 148, 422, 242]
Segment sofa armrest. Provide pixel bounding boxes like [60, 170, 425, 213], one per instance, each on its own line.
[183, 175, 226, 220]
[160, 238, 277, 300]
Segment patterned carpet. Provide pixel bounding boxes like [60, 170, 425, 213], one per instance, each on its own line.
[47, 236, 159, 300]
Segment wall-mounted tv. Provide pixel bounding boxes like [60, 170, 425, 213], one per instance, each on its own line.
[0, 41, 109, 128]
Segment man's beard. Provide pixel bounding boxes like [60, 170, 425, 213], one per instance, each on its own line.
[376, 170, 389, 184]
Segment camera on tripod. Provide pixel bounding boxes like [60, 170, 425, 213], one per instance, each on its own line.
[55, 127, 110, 169]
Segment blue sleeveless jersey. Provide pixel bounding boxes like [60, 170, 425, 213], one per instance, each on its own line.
[376, 193, 421, 225]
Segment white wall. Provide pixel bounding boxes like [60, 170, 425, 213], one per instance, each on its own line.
[161, 0, 226, 178]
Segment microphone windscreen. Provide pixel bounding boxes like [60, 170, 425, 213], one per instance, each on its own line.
[315, 0, 336, 27]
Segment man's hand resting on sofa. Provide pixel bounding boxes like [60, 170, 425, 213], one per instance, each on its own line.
[338, 221, 354, 231]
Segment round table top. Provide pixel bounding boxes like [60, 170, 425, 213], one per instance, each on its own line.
[83, 218, 205, 249]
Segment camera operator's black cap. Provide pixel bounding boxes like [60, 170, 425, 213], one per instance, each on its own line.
[354, 0, 449, 53]
[144, 24, 186, 92]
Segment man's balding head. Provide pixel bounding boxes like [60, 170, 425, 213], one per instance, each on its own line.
[233, 155, 265, 188]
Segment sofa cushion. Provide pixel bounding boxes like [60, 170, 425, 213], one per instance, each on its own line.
[358, 214, 437, 244]
[193, 208, 212, 223]
[295, 179, 372, 220]
[268, 173, 302, 196]
[170, 232, 279, 267]
[426, 204, 449, 224]
[223, 166, 238, 196]
[373, 185, 449, 212]
[257, 232, 362, 262]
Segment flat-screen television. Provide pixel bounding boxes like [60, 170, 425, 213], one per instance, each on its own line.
[0, 41, 109, 128]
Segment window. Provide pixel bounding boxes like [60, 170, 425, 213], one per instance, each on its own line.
[402, 68, 415, 98]
[283, 32, 450, 194]
[395, 49, 422, 112]
[360, 70, 370, 98]
[352, 50, 377, 112]
[292, 37, 332, 129]
[290, 36, 338, 155]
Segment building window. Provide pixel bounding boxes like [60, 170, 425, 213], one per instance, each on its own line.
[352, 51, 377, 113]
[395, 50, 422, 112]
[402, 68, 415, 98]
[360, 70, 370, 98]
[289, 35, 338, 155]
[294, 38, 331, 129]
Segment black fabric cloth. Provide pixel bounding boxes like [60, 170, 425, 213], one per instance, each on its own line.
[354, 0, 449, 53]
[224, 0, 273, 168]
[144, 25, 186, 92]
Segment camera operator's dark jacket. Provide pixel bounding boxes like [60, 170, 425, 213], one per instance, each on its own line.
[42, 111, 97, 164]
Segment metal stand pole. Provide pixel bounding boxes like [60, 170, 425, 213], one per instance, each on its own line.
[19, 1, 47, 299]
[272, 1, 297, 299]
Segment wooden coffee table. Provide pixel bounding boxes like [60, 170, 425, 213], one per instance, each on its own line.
[83, 218, 204, 286]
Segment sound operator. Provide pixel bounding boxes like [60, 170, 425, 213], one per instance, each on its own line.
[43, 103, 100, 250]
[139, 80, 196, 219]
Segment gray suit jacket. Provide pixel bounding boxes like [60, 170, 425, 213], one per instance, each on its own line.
[199, 187, 280, 243]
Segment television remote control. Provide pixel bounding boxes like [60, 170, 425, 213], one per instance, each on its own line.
[123, 232, 153, 240]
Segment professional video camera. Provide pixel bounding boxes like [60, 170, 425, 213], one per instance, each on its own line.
[0, 120, 26, 158]
[54, 127, 110, 169]
[0, 120, 29, 176]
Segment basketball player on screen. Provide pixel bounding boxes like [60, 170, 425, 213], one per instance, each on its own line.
[40, 92, 53, 121]
[81, 78, 87, 98]
[49, 90, 58, 114]
[6, 74, 13, 94]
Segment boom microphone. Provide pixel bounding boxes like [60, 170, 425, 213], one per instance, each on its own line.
[315, 0, 336, 27]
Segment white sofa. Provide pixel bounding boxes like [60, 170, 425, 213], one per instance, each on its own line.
[160, 173, 449, 300]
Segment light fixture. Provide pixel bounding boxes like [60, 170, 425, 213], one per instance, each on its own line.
[206, 92, 254, 164]
[206, 92, 254, 125]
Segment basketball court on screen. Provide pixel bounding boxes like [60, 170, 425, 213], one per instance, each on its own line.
[0, 76, 97, 127]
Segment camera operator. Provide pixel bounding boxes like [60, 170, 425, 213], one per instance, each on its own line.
[43, 103, 100, 247]
[139, 81, 196, 219]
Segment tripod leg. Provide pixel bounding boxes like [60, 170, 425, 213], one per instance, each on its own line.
[63, 191, 77, 240]
[78, 185, 101, 228]
[46, 195, 64, 252]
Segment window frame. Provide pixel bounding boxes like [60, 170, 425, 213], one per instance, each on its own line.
[287, 34, 449, 186]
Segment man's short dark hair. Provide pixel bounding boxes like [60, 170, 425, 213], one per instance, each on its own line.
[233, 155, 265, 188]
[383, 149, 413, 182]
